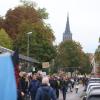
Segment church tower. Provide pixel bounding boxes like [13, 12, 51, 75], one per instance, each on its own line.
[63, 14, 72, 41]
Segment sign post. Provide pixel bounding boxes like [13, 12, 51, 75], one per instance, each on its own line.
[42, 62, 50, 68]
[42, 62, 50, 74]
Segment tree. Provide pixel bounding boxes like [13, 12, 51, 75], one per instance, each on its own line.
[13, 21, 56, 62]
[0, 16, 4, 29]
[79, 53, 92, 74]
[54, 41, 82, 70]
[2, 0, 56, 62]
[54, 40, 91, 74]
[2, 0, 49, 39]
[0, 28, 12, 49]
[3, 6, 39, 39]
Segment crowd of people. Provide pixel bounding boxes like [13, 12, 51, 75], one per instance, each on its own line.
[0, 53, 89, 100]
[17, 71, 88, 100]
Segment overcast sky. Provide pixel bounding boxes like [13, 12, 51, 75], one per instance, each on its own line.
[0, 0, 100, 53]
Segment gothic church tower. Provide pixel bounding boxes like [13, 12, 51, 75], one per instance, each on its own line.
[63, 14, 72, 41]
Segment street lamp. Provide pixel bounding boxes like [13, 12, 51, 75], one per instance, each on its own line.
[26, 32, 32, 69]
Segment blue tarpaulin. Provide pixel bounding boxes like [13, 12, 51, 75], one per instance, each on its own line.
[0, 53, 17, 100]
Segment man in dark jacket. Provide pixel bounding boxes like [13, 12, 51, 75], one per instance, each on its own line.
[35, 76, 57, 100]
[18, 73, 28, 100]
[60, 77, 68, 100]
[28, 73, 40, 100]
[49, 76, 59, 99]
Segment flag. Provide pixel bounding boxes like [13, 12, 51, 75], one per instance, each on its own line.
[0, 53, 17, 100]
[12, 48, 19, 87]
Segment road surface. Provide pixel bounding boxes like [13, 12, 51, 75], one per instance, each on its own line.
[59, 84, 84, 100]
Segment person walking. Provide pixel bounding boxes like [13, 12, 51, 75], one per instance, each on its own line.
[18, 73, 28, 100]
[28, 73, 40, 100]
[49, 76, 59, 99]
[60, 76, 68, 100]
[67, 78, 72, 92]
[35, 76, 57, 100]
[75, 82, 79, 93]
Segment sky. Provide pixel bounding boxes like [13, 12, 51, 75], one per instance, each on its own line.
[0, 0, 100, 53]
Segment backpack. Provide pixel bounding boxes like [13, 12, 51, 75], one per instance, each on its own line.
[41, 87, 51, 100]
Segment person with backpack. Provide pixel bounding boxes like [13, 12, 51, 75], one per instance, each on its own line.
[35, 76, 57, 100]
[28, 73, 40, 100]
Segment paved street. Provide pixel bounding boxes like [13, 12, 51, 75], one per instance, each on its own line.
[59, 84, 84, 100]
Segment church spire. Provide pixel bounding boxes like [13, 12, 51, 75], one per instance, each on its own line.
[63, 13, 72, 41]
[65, 13, 70, 34]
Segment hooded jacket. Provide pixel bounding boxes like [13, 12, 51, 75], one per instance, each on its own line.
[35, 84, 57, 100]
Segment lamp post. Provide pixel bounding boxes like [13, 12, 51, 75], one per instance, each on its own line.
[27, 32, 32, 69]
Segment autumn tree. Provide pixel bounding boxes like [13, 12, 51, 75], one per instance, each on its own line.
[3, 5, 40, 39]
[2, 0, 50, 39]
[1, 0, 56, 62]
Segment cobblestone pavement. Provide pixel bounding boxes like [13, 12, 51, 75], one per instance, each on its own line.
[59, 84, 84, 100]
